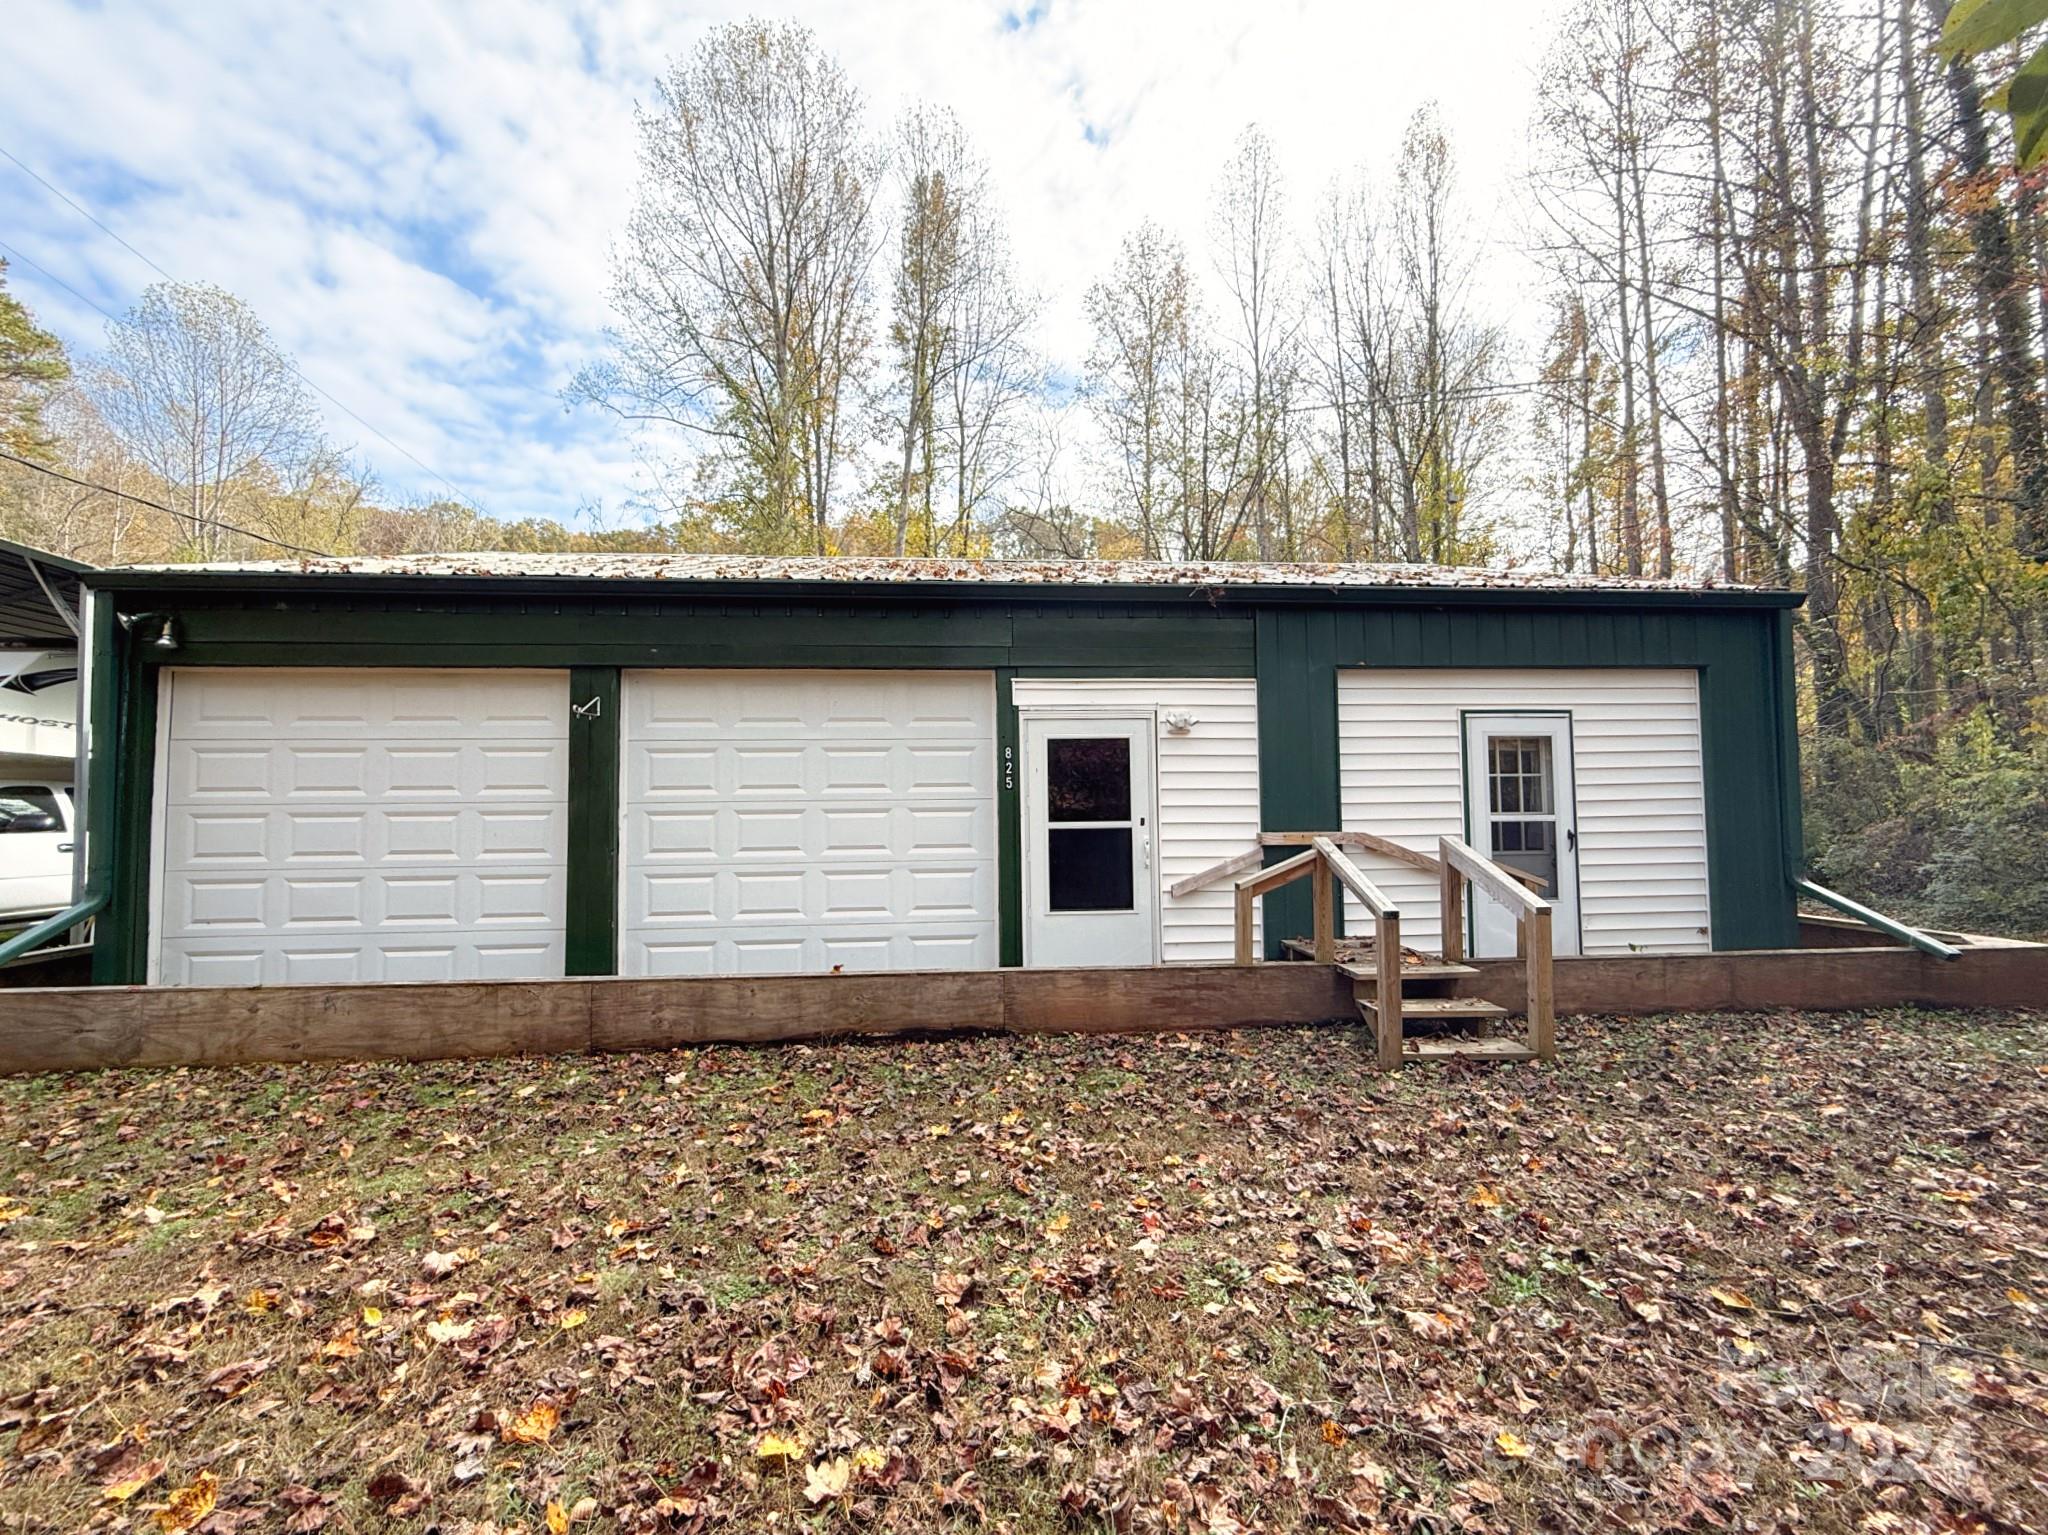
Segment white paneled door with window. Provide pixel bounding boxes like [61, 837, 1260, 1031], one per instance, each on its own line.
[1021, 715, 1157, 967]
[1461, 714, 1581, 958]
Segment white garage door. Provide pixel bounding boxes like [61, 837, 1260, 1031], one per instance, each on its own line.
[154, 669, 569, 986]
[621, 670, 997, 975]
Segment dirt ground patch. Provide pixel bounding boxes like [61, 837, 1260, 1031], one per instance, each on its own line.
[2, 1008, 2045, 1533]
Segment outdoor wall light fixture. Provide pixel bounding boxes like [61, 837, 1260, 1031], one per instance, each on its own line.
[119, 613, 181, 651]
[1162, 710, 1198, 734]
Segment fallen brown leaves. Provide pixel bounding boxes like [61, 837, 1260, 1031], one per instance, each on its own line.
[0, 1007, 2045, 1532]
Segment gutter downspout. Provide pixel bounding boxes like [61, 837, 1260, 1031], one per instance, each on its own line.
[0, 888, 108, 968]
[1794, 878, 1962, 961]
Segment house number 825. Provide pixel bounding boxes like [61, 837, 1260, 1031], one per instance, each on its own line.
[1002, 744, 1014, 792]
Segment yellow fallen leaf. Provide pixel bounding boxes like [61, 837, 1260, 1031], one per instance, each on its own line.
[546, 1500, 570, 1534]
[756, 1431, 808, 1462]
[102, 1457, 167, 1501]
[155, 1471, 218, 1533]
[1468, 1183, 1505, 1208]
[502, 1399, 561, 1445]
[319, 1327, 360, 1361]
[1043, 1212, 1070, 1237]
[1708, 1286, 1755, 1312]
[426, 1313, 476, 1345]
[1495, 1431, 1531, 1459]
[850, 1446, 888, 1474]
[560, 1309, 588, 1330]
[361, 1306, 383, 1328]
[804, 1455, 852, 1503]
[1261, 1262, 1307, 1287]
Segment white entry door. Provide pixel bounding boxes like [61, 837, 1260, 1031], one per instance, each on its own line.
[1462, 714, 1581, 958]
[1022, 715, 1157, 967]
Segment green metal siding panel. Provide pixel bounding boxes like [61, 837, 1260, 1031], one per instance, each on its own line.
[94, 658, 158, 985]
[996, 669, 1021, 967]
[142, 596, 1254, 674]
[564, 667, 620, 977]
[1253, 604, 1799, 956]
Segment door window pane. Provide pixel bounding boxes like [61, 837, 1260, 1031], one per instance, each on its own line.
[1488, 737, 1552, 815]
[1047, 827, 1135, 911]
[1047, 737, 1131, 822]
[1483, 735, 1560, 898]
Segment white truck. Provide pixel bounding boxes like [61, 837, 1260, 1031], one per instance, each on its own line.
[0, 781, 76, 925]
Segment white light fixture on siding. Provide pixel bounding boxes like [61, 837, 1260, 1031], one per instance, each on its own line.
[1162, 710, 1198, 735]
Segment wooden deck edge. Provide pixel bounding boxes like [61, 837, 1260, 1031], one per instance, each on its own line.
[1447, 944, 2048, 1015]
[0, 964, 1357, 1075]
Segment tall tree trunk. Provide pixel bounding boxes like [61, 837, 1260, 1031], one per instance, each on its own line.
[1705, 1, 1741, 581]
[1937, 34, 2048, 556]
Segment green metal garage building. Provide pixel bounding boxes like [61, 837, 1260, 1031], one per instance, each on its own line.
[65, 555, 1805, 987]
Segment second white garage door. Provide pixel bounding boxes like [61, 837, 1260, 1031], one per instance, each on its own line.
[620, 670, 997, 975]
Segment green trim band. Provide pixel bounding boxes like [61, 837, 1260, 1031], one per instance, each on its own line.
[565, 667, 621, 977]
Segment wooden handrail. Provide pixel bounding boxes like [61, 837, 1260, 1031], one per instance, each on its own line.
[1178, 831, 1545, 900]
[1233, 847, 1320, 899]
[1168, 845, 1263, 899]
[1233, 848, 1321, 964]
[1438, 835, 1555, 1062]
[1265, 828, 1441, 880]
[1312, 836, 1398, 917]
[1274, 829, 1546, 891]
[1440, 836, 1550, 917]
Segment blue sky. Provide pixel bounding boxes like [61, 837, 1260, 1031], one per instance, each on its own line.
[2, 0, 1564, 527]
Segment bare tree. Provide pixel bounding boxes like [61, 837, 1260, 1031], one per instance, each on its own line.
[574, 20, 880, 553]
[1209, 126, 1298, 558]
[1084, 222, 1192, 558]
[884, 105, 978, 554]
[92, 281, 321, 560]
[938, 204, 1042, 553]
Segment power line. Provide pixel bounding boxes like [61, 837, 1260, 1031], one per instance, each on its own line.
[0, 448, 336, 558]
[0, 144, 487, 514]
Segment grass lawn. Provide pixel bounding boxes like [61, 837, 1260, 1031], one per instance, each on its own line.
[2, 1009, 2045, 1534]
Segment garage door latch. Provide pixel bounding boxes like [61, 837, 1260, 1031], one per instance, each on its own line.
[572, 696, 603, 720]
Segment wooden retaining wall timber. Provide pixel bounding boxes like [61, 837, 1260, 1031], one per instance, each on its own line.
[0, 964, 1355, 1075]
[1451, 944, 2048, 1014]
[0, 944, 2039, 1076]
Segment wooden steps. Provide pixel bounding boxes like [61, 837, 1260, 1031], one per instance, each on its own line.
[1340, 943, 1533, 1069]
[1342, 961, 1479, 982]
[1405, 1037, 1539, 1063]
[1359, 996, 1508, 1021]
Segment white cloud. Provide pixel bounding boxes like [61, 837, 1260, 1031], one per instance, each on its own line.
[1, 0, 1571, 527]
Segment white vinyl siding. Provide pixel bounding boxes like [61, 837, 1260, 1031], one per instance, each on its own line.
[152, 668, 570, 986]
[1011, 678, 1259, 962]
[620, 670, 997, 976]
[1337, 668, 1712, 955]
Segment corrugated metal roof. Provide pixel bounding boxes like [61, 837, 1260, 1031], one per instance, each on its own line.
[101, 552, 1786, 596]
[0, 537, 88, 649]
